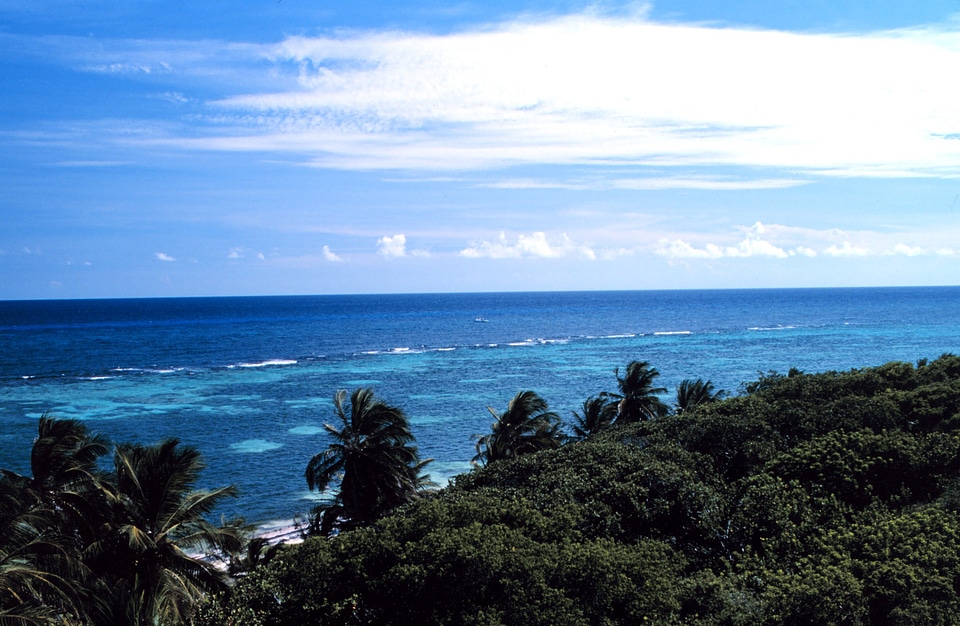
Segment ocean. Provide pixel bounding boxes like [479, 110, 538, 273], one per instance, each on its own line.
[2, 287, 959, 525]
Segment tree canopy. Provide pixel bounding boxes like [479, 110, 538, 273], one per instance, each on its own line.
[305, 388, 433, 534]
[12, 355, 960, 624]
[205, 354, 960, 625]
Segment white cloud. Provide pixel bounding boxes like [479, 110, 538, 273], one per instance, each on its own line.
[656, 222, 792, 259]
[155, 252, 176, 262]
[322, 245, 342, 262]
[228, 247, 266, 260]
[651, 221, 960, 262]
[180, 14, 960, 179]
[159, 91, 189, 104]
[54, 160, 129, 167]
[612, 177, 809, 191]
[823, 242, 870, 257]
[375, 234, 430, 258]
[460, 231, 594, 259]
[891, 243, 925, 256]
[377, 234, 407, 258]
[481, 179, 590, 190]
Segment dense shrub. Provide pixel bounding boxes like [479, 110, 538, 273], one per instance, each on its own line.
[202, 354, 960, 625]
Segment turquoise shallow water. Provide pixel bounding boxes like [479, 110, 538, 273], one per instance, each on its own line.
[2, 287, 960, 523]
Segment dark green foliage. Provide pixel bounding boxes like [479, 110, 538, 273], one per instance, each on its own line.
[84, 439, 240, 625]
[18, 354, 960, 624]
[0, 419, 240, 626]
[473, 391, 564, 466]
[569, 394, 618, 440]
[768, 429, 960, 508]
[202, 493, 685, 626]
[305, 388, 432, 534]
[674, 378, 726, 414]
[612, 360, 669, 423]
[205, 353, 960, 625]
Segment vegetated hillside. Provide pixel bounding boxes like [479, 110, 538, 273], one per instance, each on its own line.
[201, 355, 960, 625]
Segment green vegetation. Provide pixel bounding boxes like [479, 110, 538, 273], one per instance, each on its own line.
[203, 354, 960, 625]
[305, 388, 434, 535]
[0, 418, 241, 625]
[473, 390, 564, 466]
[9, 355, 960, 624]
[612, 360, 670, 423]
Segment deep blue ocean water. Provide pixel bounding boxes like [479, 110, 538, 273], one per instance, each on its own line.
[2, 287, 960, 524]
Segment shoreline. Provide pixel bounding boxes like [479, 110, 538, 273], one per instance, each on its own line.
[255, 519, 306, 546]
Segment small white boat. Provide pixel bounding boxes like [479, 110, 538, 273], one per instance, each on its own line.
[474, 317, 489, 323]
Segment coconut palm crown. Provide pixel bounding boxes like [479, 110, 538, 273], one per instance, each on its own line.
[87, 439, 240, 626]
[306, 388, 432, 534]
[674, 378, 727, 414]
[473, 390, 564, 466]
[570, 395, 619, 440]
[612, 360, 669, 423]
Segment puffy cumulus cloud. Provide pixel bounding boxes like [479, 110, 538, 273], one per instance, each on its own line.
[656, 222, 800, 260]
[460, 232, 594, 260]
[824, 242, 870, 257]
[377, 234, 407, 258]
[155, 252, 176, 262]
[655, 222, 954, 261]
[890, 243, 925, 256]
[376, 234, 430, 258]
[228, 247, 266, 261]
[190, 13, 960, 179]
[322, 245, 343, 262]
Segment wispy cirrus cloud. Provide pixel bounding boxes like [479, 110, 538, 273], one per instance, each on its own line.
[170, 13, 960, 179]
[14, 13, 960, 183]
[155, 252, 176, 262]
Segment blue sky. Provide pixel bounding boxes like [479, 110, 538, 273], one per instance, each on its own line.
[4, 0, 960, 299]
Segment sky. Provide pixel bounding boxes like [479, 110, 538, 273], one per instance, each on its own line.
[3, 1, 960, 299]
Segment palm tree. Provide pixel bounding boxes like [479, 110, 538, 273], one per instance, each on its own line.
[473, 390, 564, 466]
[570, 395, 618, 440]
[674, 378, 726, 414]
[215, 518, 284, 580]
[0, 417, 111, 624]
[305, 388, 432, 535]
[612, 361, 669, 423]
[0, 477, 82, 625]
[86, 439, 240, 626]
[24, 415, 110, 492]
[1, 416, 111, 551]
